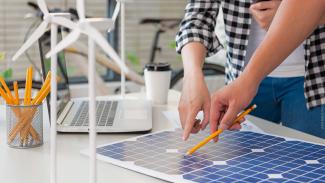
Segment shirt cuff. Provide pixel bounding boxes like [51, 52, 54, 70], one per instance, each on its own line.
[175, 28, 223, 57]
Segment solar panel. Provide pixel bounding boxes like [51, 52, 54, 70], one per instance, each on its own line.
[92, 129, 325, 183]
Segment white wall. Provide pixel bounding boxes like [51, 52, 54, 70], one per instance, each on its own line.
[0, 0, 187, 81]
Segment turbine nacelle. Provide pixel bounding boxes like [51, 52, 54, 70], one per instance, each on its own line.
[11, 0, 75, 62]
[45, 1, 129, 74]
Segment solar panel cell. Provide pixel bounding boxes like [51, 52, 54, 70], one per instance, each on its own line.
[94, 129, 325, 182]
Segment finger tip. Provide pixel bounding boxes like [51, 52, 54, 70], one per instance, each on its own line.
[182, 134, 188, 141]
[218, 124, 228, 131]
[201, 124, 207, 131]
[229, 124, 241, 131]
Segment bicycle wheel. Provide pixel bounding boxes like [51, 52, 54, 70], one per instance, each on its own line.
[170, 63, 226, 92]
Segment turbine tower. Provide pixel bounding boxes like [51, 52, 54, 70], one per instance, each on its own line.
[46, 1, 128, 182]
[11, 1, 76, 183]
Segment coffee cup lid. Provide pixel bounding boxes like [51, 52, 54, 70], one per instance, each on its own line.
[145, 63, 171, 71]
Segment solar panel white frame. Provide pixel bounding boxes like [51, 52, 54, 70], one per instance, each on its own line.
[81, 128, 325, 183]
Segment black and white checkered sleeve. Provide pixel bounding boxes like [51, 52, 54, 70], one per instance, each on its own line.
[175, 0, 223, 57]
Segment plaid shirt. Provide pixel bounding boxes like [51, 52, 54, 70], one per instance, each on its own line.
[176, 0, 325, 109]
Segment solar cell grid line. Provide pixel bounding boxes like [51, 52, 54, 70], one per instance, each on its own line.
[199, 134, 320, 182]
[91, 129, 325, 183]
[184, 141, 324, 182]
[244, 142, 322, 181]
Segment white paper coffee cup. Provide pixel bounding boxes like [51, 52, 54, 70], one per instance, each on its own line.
[144, 63, 171, 105]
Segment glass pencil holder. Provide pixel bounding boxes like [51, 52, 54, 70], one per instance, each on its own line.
[6, 102, 43, 148]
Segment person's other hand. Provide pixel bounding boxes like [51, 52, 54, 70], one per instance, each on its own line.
[250, 0, 281, 30]
[210, 77, 258, 141]
[179, 71, 210, 141]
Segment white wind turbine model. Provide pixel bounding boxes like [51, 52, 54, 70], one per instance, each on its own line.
[11, 1, 77, 183]
[46, 0, 129, 183]
[119, 0, 134, 97]
[120, 0, 126, 97]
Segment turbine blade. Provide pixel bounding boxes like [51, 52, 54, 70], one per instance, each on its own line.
[45, 29, 80, 58]
[52, 17, 77, 30]
[111, 2, 121, 23]
[85, 25, 129, 74]
[12, 21, 48, 61]
[76, 0, 86, 20]
[37, 0, 49, 16]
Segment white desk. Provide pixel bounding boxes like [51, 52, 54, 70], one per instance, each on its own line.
[0, 90, 324, 183]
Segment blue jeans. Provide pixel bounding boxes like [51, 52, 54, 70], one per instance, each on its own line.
[250, 77, 325, 138]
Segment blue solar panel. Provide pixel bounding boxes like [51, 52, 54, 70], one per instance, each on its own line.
[95, 129, 325, 183]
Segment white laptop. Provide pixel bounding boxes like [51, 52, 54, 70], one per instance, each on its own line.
[38, 29, 152, 133]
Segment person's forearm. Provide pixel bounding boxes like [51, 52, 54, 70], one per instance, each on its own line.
[321, 11, 325, 24]
[181, 42, 207, 76]
[242, 0, 325, 86]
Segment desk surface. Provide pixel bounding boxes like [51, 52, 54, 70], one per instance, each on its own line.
[0, 90, 324, 183]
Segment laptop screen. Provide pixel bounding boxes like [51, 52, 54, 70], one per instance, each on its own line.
[38, 28, 71, 120]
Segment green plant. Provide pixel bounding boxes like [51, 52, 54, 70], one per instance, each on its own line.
[127, 51, 140, 66]
[0, 52, 5, 61]
[126, 40, 182, 73]
[168, 41, 177, 50]
[0, 52, 13, 80]
[127, 51, 142, 72]
[44, 52, 76, 75]
[1, 68, 13, 79]
[168, 41, 182, 62]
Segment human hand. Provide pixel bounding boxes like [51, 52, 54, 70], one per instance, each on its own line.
[210, 76, 258, 141]
[250, 0, 281, 30]
[179, 70, 210, 141]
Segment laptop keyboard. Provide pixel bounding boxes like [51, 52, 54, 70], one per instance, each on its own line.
[70, 101, 118, 127]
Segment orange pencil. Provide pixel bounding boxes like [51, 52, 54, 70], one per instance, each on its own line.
[0, 76, 14, 102]
[0, 87, 12, 104]
[14, 71, 50, 143]
[186, 104, 257, 155]
[32, 71, 51, 103]
[32, 83, 50, 105]
[23, 67, 30, 105]
[13, 81, 19, 105]
[26, 67, 33, 104]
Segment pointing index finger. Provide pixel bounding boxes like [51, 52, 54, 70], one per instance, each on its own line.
[183, 109, 199, 141]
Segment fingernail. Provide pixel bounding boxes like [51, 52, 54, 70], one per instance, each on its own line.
[219, 124, 228, 131]
[182, 135, 187, 141]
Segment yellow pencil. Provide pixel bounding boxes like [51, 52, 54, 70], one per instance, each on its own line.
[14, 81, 19, 105]
[26, 67, 33, 104]
[186, 104, 257, 155]
[26, 67, 33, 105]
[23, 67, 30, 105]
[32, 82, 50, 105]
[0, 76, 14, 102]
[0, 87, 12, 104]
[32, 71, 51, 103]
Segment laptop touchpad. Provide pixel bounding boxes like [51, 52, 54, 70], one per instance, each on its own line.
[121, 110, 147, 120]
